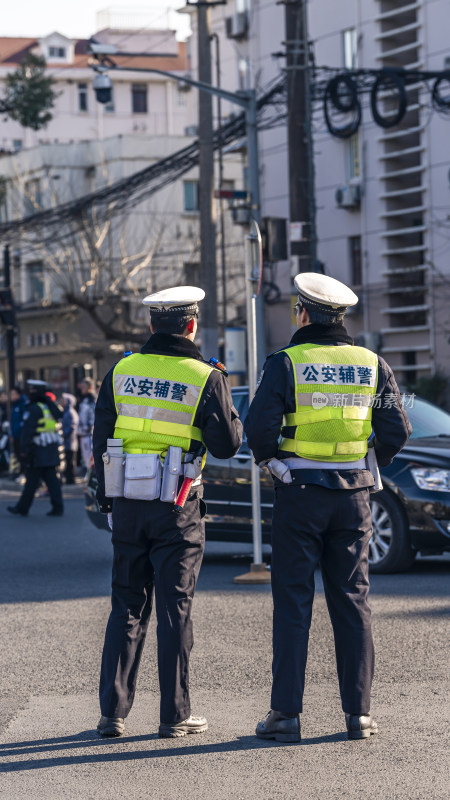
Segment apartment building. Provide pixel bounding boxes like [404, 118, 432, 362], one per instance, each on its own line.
[310, 0, 450, 386]
[0, 131, 244, 391]
[0, 28, 191, 151]
[0, 26, 246, 390]
[187, 0, 450, 383]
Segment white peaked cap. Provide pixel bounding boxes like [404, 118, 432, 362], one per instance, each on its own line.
[142, 286, 205, 310]
[27, 379, 48, 387]
[294, 272, 358, 310]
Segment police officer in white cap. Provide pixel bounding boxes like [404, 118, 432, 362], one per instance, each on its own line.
[7, 379, 64, 517]
[93, 286, 242, 738]
[245, 272, 411, 742]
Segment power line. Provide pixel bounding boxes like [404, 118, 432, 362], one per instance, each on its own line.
[0, 78, 286, 243]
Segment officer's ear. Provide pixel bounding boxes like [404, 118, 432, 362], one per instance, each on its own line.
[301, 307, 310, 325]
[186, 318, 195, 334]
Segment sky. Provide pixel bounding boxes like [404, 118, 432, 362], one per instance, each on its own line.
[1, 1, 190, 41]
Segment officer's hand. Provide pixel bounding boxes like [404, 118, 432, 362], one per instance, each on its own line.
[107, 512, 113, 531]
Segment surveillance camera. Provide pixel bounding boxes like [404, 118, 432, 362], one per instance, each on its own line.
[93, 73, 113, 104]
[87, 41, 118, 57]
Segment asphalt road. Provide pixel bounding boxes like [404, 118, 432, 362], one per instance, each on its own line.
[0, 485, 449, 799]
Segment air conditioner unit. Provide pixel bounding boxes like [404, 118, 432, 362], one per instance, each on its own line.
[184, 125, 199, 137]
[225, 12, 249, 41]
[335, 184, 361, 209]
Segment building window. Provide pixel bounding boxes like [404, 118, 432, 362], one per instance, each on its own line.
[184, 181, 199, 212]
[24, 180, 42, 217]
[349, 236, 362, 286]
[347, 131, 360, 180]
[78, 83, 88, 112]
[27, 262, 46, 303]
[343, 28, 358, 69]
[132, 84, 147, 114]
[49, 46, 66, 58]
[105, 85, 115, 113]
[13, 139, 22, 152]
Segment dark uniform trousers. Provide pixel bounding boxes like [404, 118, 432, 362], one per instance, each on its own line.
[16, 466, 63, 515]
[270, 484, 375, 716]
[100, 493, 205, 725]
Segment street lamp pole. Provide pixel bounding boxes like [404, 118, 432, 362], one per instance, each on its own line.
[90, 57, 266, 369]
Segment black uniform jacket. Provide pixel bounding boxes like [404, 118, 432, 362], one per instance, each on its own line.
[244, 323, 412, 490]
[20, 394, 63, 468]
[93, 332, 243, 512]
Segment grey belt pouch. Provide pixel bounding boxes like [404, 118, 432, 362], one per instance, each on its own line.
[102, 452, 126, 497]
[124, 453, 162, 501]
[160, 446, 183, 503]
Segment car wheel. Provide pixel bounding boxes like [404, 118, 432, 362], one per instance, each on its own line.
[369, 490, 416, 574]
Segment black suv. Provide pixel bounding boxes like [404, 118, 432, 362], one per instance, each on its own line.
[85, 391, 450, 573]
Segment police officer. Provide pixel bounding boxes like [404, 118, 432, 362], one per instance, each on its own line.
[93, 286, 242, 738]
[7, 379, 64, 517]
[244, 273, 411, 743]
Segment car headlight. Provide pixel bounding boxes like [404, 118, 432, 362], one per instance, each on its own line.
[411, 467, 450, 492]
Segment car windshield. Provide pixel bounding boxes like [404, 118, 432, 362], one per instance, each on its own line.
[406, 396, 450, 439]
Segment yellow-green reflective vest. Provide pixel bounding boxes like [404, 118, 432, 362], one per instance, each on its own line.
[112, 353, 214, 458]
[279, 343, 378, 462]
[36, 403, 57, 433]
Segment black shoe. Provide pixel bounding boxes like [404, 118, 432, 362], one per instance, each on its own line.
[7, 506, 28, 517]
[46, 509, 64, 517]
[345, 713, 378, 740]
[97, 716, 124, 737]
[158, 715, 208, 738]
[256, 710, 301, 743]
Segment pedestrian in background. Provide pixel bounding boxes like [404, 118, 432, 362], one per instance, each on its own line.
[245, 272, 411, 743]
[0, 389, 9, 474]
[7, 379, 64, 517]
[78, 378, 96, 471]
[62, 393, 79, 484]
[10, 385, 28, 481]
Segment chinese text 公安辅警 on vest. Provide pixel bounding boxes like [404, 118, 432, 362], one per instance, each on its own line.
[279, 343, 378, 462]
[112, 353, 214, 460]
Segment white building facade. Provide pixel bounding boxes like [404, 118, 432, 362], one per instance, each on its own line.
[310, 0, 450, 387]
[187, 0, 450, 384]
[0, 27, 246, 390]
[0, 28, 192, 151]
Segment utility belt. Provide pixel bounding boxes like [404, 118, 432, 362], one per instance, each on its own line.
[102, 439, 203, 503]
[266, 447, 382, 493]
[33, 432, 62, 447]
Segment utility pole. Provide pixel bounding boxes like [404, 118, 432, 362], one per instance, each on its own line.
[197, 0, 218, 359]
[2, 244, 16, 392]
[285, 0, 317, 273]
[210, 32, 227, 346]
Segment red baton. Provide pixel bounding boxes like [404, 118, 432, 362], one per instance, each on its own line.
[174, 477, 193, 512]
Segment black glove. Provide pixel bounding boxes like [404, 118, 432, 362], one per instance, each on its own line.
[96, 487, 112, 514]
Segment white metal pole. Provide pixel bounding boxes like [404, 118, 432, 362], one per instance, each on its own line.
[234, 222, 269, 584]
[247, 232, 262, 566]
